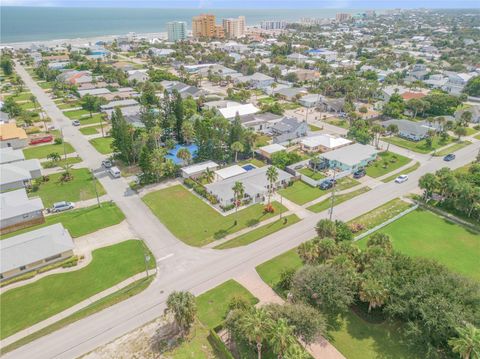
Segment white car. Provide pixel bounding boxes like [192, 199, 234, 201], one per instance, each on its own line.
[108, 166, 121, 178]
[395, 175, 409, 183]
[51, 201, 75, 213]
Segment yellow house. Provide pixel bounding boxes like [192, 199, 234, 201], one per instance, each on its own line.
[0, 123, 28, 149]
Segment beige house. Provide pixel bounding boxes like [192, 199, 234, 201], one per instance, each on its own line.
[0, 123, 28, 149]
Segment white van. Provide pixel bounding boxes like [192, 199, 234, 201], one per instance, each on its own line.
[108, 166, 121, 178]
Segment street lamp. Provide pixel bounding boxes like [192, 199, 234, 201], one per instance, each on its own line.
[144, 253, 151, 278]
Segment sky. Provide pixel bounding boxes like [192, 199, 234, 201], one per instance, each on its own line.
[2, 0, 480, 8]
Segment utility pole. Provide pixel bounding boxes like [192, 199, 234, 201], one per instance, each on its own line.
[329, 171, 337, 221]
[61, 127, 67, 160]
[91, 169, 100, 207]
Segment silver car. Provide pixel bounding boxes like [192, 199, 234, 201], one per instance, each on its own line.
[51, 201, 75, 212]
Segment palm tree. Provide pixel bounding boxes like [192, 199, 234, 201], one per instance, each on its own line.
[203, 167, 214, 184]
[359, 277, 389, 312]
[310, 156, 322, 173]
[47, 152, 61, 164]
[231, 141, 244, 162]
[454, 126, 467, 141]
[448, 323, 480, 359]
[241, 308, 272, 359]
[60, 163, 73, 182]
[232, 181, 245, 224]
[266, 166, 279, 206]
[165, 291, 197, 338]
[177, 148, 192, 166]
[269, 318, 297, 359]
[385, 124, 398, 152]
[30, 95, 38, 111]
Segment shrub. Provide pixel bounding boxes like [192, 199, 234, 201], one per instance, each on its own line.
[54, 137, 63, 144]
[220, 204, 235, 212]
[278, 268, 297, 291]
[25, 126, 41, 134]
[247, 218, 259, 227]
[349, 222, 365, 233]
[184, 178, 196, 188]
[264, 204, 275, 213]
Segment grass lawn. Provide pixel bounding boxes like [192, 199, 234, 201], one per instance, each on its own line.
[19, 102, 35, 110]
[38, 81, 53, 89]
[6, 92, 32, 102]
[357, 209, 480, 280]
[299, 167, 326, 181]
[163, 321, 216, 358]
[79, 114, 107, 126]
[41, 156, 82, 169]
[63, 109, 91, 119]
[143, 185, 287, 247]
[382, 135, 453, 154]
[238, 158, 267, 168]
[307, 187, 371, 213]
[255, 134, 272, 147]
[365, 151, 411, 178]
[435, 140, 472, 156]
[79, 126, 100, 135]
[57, 101, 81, 110]
[215, 214, 301, 249]
[23, 142, 75, 159]
[308, 124, 322, 131]
[89, 136, 113, 154]
[464, 127, 479, 136]
[475, 133, 480, 140]
[381, 162, 420, 183]
[326, 118, 350, 129]
[29, 168, 106, 207]
[0, 240, 155, 339]
[196, 279, 258, 329]
[1, 202, 124, 239]
[349, 198, 412, 235]
[279, 177, 360, 205]
[2, 277, 154, 355]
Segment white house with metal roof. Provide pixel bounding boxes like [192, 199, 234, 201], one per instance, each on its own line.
[300, 134, 353, 153]
[0, 147, 25, 164]
[218, 103, 260, 120]
[181, 161, 219, 179]
[0, 159, 42, 192]
[0, 189, 45, 234]
[0, 223, 74, 281]
[318, 143, 378, 172]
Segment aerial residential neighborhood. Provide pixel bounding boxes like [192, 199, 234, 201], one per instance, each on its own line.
[0, 2, 479, 359]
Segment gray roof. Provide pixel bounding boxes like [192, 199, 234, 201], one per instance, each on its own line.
[382, 119, 434, 137]
[1, 159, 42, 185]
[0, 147, 25, 164]
[205, 165, 293, 203]
[100, 99, 138, 110]
[275, 87, 307, 99]
[0, 188, 44, 222]
[321, 143, 378, 166]
[272, 117, 304, 134]
[240, 112, 283, 125]
[0, 223, 74, 274]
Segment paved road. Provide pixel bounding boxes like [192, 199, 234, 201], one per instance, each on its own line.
[4, 63, 478, 359]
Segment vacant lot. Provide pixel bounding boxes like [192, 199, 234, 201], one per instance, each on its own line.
[23, 142, 75, 159]
[143, 185, 287, 246]
[0, 240, 154, 339]
[29, 168, 106, 207]
[382, 135, 453, 154]
[365, 151, 411, 178]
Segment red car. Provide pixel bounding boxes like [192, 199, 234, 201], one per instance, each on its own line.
[29, 135, 53, 145]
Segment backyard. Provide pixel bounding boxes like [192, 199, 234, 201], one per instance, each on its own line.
[357, 209, 480, 280]
[29, 168, 106, 207]
[298, 167, 326, 180]
[1, 202, 125, 239]
[365, 151, 411, 178]
[143, 185, 287, 246]
[23, 142, 75, 159]
[0, 240, 154, 339]
[382, 135, 453, 154]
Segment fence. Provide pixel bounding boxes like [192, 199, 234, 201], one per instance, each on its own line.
[354, 204, 419, 241]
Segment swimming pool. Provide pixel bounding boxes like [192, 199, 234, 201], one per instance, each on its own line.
[242, 164, 257, 171]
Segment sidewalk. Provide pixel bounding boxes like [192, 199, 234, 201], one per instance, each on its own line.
[0, 271, 150, 348]
[235, 269, 345, 359]
[74, 221, 136, 254]
[43, 195, 111, 215]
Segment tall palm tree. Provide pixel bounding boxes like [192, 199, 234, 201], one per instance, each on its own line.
[232, 181, 245, 224]
[358, 277, 389, 312]
[448, 323, 480, 359]
[231, 141, 244, 162]
[266, 166, 279, 206]
[241, 308, 272, 359]
[269, 318, 297, 359]
[177, 148, 192, 166]
[165, 291, 197, 338]
[203, 167, 214, 184]
[385, 124, 398, 152]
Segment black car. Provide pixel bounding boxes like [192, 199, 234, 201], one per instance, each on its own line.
[353, 169, 366, 179]
[443, 154, 456, 161]
[319, 179, 335, 190]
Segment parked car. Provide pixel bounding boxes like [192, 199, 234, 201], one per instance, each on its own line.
[108, 166, 121, 178]
[353, 169, 366, 179]
[443, 154, 456, 161]
[319, 179, 335, 190]
[395, 175, 409, 183]
[51, 201, 75, 213]
[72, 120, 81, 126]
[102, 159, 113, 168]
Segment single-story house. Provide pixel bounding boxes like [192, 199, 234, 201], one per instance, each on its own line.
[161, 81, 206, 99]
[289, 69, 320, 82]
[205, 165, 294, 207]
[218, 103, 260, 120]
[0, 123, 28, 149]
[56, 70, 93, 85]
[148, 48, 175, 57]
[100, 99, 139, 111]
[300, 134, 353, 153]
[77, 88, 111, 98]
[1, 159, 42, 192]
[104, 105, 144, 128]
[181, 161, 219, 179]
[318, 143, 378, 172]
[0, 147, 25, 164]
[256, 143, 286, 160]
[214, 165, 247, 181]
[234, 72, 275, 89]
[127, 70, 149, 83]
[320, 98, 345, 113]
[239, 112, 283, 131]
[298, 94, 322, 108]
[287, 53, 309, 64]
[0, 223, 74, 281]
[271, 117, 308, 144]
[274, 87, 308, 101]
[0, 188, 45, 234]
[455, 105, 480, 124]
[382, 119, 436, 141]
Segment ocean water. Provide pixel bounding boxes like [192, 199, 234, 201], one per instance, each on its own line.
[0, 7, 365, 43]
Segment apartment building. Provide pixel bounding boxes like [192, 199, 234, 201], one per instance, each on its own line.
[260, 20, 287, 30]
[167, 21, 187, 42]
[336, 13, 352, 22]
[223, 16, 246, 39]
[192, 14, 216, 38]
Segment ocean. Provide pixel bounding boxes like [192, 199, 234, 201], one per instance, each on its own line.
[0, 7, 367, 44]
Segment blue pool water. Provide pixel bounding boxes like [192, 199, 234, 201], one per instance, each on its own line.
[242, 164, 256, 171]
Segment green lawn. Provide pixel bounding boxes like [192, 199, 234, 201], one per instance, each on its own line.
[365, 151, 411, 178]
[348, 198, 412, 235]
[307, 187, 371, 213]
[357, 209, 480, 280]
[19, 102, 35, 110]
[476, 133, 480, 140]
[381, 162, 420, 183]
[163, 321, 216, 358]
[23, 142, 75, 159]
[299, 167, 326, 180]
[63, 109, 91, 119]
[196, 279, 258, 329]
[382, 135, 453, 154]
[255, 134, 272, 147]
[434, 140, 472, 156]
[41, 156, 82, 169]
[5, 92, 32, 102]
[215, 214, 301, 249]
[29, 168, 106, 207]
[143, 185, 287, 247]
[38, 81, 53, 89]
[0, 240, 154, 339]
[57, 101, 81, 110]
[326, 118, 350, 129]
[79, 126, 100, 135]
[79, 114, 107, 126]
[1, 202, 124, 239]
[238, 158, 267, 168]
[464, 127, 479, 136]
[89, 137, 113, 154]
[279, 177, 360, 205]
[308, 124, 322, 131]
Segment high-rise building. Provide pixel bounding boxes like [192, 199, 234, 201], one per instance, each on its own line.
[167, 21, 187, 42]
[192, 14, 216, 38]
[222, 16, 246, 38]
[260, 20, 287, 30]
[336, 13, 352, 22]
[215, 25, 225, 39]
